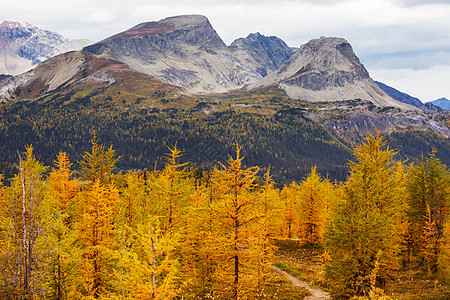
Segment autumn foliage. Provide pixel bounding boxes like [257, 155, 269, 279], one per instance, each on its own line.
[0, 134, 448, 299]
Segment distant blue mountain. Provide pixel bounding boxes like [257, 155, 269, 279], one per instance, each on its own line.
[429, 98, 450, 110]
[375, 81, 423, 107]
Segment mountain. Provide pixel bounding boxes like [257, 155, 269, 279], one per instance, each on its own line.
[430, 98, 450, 110]
[0, 50, 187, 103]
[421, 102, 443, 114]
[0, 74, 12, 81]
[250, 37, 412, 109]
[375, 81, 423, 107]
[0, 15, 448, 182]
[83, 15, 261, 94]
[229, 32, 294, 77]
[0, 20, 92, 76]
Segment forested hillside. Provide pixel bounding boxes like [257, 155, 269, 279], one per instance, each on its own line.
[0, 95, 353, 183]
[1, 94, 449, 184]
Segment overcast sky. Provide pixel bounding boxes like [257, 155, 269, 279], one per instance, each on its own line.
[1, 0, 449, 102]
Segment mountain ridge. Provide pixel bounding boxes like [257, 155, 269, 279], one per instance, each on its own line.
[0, 20, 92, 75]
[229, 32, 294, 77]
[375, 81, 423, 107]
[430, 97, 450, 110]
[0, 16, 424, 110]
[0, 15, 448, 183]
[83, 15, 261, 94]
[250, 36, 413, 109]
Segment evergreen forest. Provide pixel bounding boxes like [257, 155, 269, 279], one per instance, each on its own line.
[1, 95, 449, 185]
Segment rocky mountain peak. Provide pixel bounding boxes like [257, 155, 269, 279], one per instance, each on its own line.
[430, 97, 450, 110]
[1, 20, 32, 29]
[0, 20, 92, 76]
[163, 14, 209, 28]
[250, 36, 413, 109]
[84, 15, 260, 94]
[94, 14, 227, 51]
[288, 36, 369, 78]
[110, 15, 210, 39]
[230, 32, 293, 77]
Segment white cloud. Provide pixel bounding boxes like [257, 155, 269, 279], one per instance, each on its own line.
[370, 65, 450, 102]
[81, 11, 117, 24]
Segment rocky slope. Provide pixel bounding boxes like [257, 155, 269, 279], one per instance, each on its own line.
[250, 37, 412, 109]
[0, 21, 92, 75]
[294, 100, 450, 141]
[375, 81, 423, 107]
[229, 32, 294, 77]
[0, 50, 184, 103]
[84, 15, 261, 94]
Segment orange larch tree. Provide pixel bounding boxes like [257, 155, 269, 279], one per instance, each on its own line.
[210, 145, 265, 299]
[297, 166, 330, 245]
[0, 146, 47, 298]
[279, 182, 299, 239]
[76, 181, 118, 298]
[39, 152, 80, 300]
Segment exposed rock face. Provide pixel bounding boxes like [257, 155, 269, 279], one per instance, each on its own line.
[229, 32, 293, 77]
[421, 102, 443, 114]
[0, 51, 140, 102]
[250, 37, 413, 109]
[0, 74, 13, 82]
[84, 15, 261, 94]
[0, 21, 92, 75]
[375, 81, 423, 107]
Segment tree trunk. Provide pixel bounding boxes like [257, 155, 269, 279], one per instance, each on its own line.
[151, 219, 157, 300]
[233, 184, 239, 300]
[18, 151, 30, 297]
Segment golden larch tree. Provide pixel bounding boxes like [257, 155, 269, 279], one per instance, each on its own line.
[77, 181, 118, 298]
[0, 146, 47, 298]
[297, 166, 329, 245]
[39, 152, 80, 300]
[210, 145, 266, 299]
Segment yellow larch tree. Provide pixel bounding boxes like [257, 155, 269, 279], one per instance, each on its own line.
[75, 136, 120, 298]
[78, 132, 119, 184]
[177, 181, 218, 298]
[115, 217, 180, 300]
[113, 146, 193, 299]
[39, 152, 80, 300]
[210, 144, 266, 299]
[297, 166, 329, 245]
[297, 167, 335, 245]
[279, 182, 299, 239]
[258, 169, 282, 239]
[253, 170, 277, 292]
[0, 146, 47, 298]
[148, 145, 192, 233]
[177, 166, 242, 299]
[76, 180, 118, 298]
[113, 171, 181, 299]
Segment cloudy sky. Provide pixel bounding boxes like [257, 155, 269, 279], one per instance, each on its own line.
[1, 0, 449, 102]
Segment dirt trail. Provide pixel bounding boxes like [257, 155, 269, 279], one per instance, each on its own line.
[272, 265, 330, 300]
